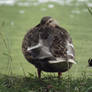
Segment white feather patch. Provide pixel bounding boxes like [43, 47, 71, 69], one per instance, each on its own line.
[27, 43, 42, 51]
[48, 58, 76, 64]
[68, 59, 76, 64]
[48, 58, 66, 64]
[67, 41, 74, 48]
[67, 51, 74, 57]
[66, 41, 74, 57]
[27, 39, 43, 51]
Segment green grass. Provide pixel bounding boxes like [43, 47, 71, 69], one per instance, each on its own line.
[0, 72, 92, 92]
[0, 0, 92, 92]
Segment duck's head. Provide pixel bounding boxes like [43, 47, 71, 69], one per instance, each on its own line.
[40, 16, 58, 27]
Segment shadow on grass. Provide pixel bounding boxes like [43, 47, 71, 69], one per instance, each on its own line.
[0, 73, 92, 92]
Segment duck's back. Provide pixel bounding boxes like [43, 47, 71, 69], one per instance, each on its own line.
[22, 25, 75, 72]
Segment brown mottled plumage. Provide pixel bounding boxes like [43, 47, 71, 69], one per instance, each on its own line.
[22, 16, 76, 78]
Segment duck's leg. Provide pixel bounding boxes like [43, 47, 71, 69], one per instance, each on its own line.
[58, 72, 62, 78]
[37, 68, 41, 79]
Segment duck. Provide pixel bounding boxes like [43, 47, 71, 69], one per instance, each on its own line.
[22, 16, 76, 78]
[88, 58, 92, 67]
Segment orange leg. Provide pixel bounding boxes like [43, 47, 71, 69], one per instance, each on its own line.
[37, 68, 41, 79]
[58, 72, 62, 78]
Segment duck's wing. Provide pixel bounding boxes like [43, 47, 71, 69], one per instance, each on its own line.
[27, 39, 54, 60]
[22, 25, 55, 61]
[49, 26, 76, 64]
[22, 25, 40, 61]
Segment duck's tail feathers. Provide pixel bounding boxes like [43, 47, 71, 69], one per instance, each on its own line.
[48, 58, 76, 64]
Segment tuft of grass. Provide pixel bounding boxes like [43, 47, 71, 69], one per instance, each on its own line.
[0, 72, 92, 92]
[0, 31, 13, 76]
[88, 7, 92, 16]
